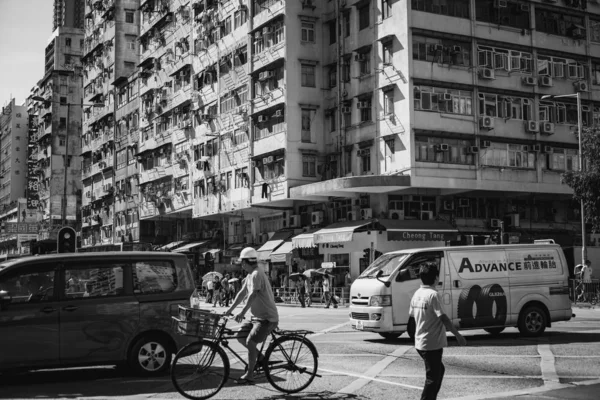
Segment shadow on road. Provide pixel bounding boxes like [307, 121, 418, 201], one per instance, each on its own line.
[261, 390, 365, 400]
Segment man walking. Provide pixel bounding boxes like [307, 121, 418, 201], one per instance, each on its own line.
[410, 262, 466, 400]
[323, 273, 338, 308]
[206, 278, 214, 304]
[298, 276, 307, 307]
[212, 275, 222, 307]
[221, 275, 231, 307]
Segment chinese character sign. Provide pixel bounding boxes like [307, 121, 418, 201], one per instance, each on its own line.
[27, 114, 39, 210]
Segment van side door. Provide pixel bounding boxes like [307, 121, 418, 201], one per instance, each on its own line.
[392, 251, 444, 326]
[0, 263, 60, 369]
[58, 261, 140, 365]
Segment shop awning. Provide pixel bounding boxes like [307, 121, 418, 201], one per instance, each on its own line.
[292, 232, 315, 249]
[202, 249, 221, 257]
[270, 241, 293, 263]
[256, 230, 294, 261]
[382, 219, 458, 242]
[173, 241, 209, 253]
[313, 220, 372, 244]
[156, 240, 186, 251]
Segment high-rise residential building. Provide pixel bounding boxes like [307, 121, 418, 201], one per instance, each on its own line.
[53, 0, 86, 31]
[0, 99, 29, 206]
[27, 27, 85, 233]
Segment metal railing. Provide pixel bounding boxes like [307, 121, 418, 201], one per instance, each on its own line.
[571, 278, 600, 304]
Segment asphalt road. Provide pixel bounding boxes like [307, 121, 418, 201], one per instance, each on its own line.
[1, 304, 599, 400]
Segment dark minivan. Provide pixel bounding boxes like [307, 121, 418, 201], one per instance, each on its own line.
[0, 252, 195, 375]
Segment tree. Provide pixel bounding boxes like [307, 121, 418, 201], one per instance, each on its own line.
[561, 126, 600, 233]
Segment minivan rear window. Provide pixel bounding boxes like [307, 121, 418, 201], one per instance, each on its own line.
[134, 261, 178, 294]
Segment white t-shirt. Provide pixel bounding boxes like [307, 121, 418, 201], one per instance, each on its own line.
[582, 265, 593, 283]
[246, 266, 279, 323]
[323, 278, 330, 292]
[207, 280, 214, 290]
[409, 285, 448, 351]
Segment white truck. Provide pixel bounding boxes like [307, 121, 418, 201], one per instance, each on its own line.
[349, 243, 573, 339]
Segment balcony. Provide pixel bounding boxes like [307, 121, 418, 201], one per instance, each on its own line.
[139, 164, 174, 185]
[251, 87, 285, 114]
[252, 0, 284, 29]
[412, 60, 472, 86]
[413, 110, 476, 134]
[168, 191, 192, 212]
[192, 194, 220, 218]
[252, 42, 285, 72]
[140, 201, 160, 219]
[251, 176, 288, 205]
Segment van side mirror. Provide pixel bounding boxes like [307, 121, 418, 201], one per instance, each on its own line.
[0, 290, 11, 310]
[376, 270, 391, 288]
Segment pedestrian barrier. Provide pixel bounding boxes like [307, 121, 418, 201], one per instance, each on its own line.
[571, 278, 600, 305]
[272, 287, 348, 306]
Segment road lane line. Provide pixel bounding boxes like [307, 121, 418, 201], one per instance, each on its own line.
[538, 343, 559, 383]
[319, 366, 422, 390]
[308, 321, 350, 338]
[337, 345, 416, 394]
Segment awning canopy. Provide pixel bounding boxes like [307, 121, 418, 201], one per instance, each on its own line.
[202, 249, 221, 258]
[156, 240, 186, 251]
[173, 241, 209, 253]
[270, 241, 293, 263]
[313, 220, 372, 244]
[382, 219, 458, 242]
[257, 240, 283, 261]
[292, 232, 315, 249]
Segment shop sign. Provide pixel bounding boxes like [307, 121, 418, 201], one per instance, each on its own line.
[322, 243, 345, 249]
[388, 230, 457, 242]
[321, 262, 336, 268]
[4, 222, 40, 234]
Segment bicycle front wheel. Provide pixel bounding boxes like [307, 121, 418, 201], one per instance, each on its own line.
[264, 336, 318, 393]
[171, 340, 230, 400]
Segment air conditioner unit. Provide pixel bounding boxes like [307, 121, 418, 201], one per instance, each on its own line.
[289, 215, 300, 227]
[273, 110, 283, 118]
[200, 114, 211, 121]
[360, 208, 372, 219]
[435, 143, 450, 152]
[311, 211, 324, 225]
[442, 93, 452, 101]
[420, 211, 434, 220]
[532, 144, 541, 152]
[357, 149, 368, 157]
[262, 157, 269, 164]
[480, 68, 495, 80]
[388, 210, 404, 220]
[467, 146, 480, 154]
[266, 156, 274, 164]
[258, 115, 269, 123]
[459, 199, 470, 207]
[236, 106, 247, 114]
[541, 122, 555, 135]
[574, 81, 589, 92]
[480, 116, 494, 130]
[347, 211, 357, 221]
[480, 140, 491, 148]
[525, 120, 539, 133]
[543, 145, 553, 154]
[341, 106, 352, 114]
[443, 201, 454, 211]
[522, 76, 537, 86]
[490, 218, 502, 228]
[258, 71, 273, 81]
[354, 53, 366, 62]
[357, 101, 370, 109]
[539, 76, 553, 87]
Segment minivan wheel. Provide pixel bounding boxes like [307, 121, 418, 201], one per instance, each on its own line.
[379, 332, 403, 340]
[518, 306, 547, 337]
[129, 335, 172, 376]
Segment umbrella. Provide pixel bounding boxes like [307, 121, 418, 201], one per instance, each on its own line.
[202, 271, 223, 281]
[228, 278, 239, 283]
[288, 273, 306, 281]
[303, 269, 325, 279]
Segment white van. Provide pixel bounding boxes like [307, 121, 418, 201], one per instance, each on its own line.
[349, 244, 573, 339]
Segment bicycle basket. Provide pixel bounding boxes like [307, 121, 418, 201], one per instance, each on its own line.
[173, 306, 220, 338]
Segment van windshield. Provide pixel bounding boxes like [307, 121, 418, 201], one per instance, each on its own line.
[358, 253, 410, 278]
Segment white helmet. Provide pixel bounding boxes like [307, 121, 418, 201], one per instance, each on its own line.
[240, 247, 258, 261]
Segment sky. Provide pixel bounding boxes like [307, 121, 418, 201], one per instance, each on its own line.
[0, 0, 53, 108]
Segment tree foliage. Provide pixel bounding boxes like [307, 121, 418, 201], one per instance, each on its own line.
[561, 126, 600, 233]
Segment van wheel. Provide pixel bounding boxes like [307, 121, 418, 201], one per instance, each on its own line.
[518, 306, 547, 337]
[129, 334, 172, 376]
[407, 318, 416, 341]
[379, 332, 403, 340]
[484, 327, 505, 336]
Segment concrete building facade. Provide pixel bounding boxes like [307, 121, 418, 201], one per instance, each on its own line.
[53, 0, 86, 32]
[0, 99, 28, 206]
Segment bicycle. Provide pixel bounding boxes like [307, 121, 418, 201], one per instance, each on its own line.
[171, 307, 320, 400]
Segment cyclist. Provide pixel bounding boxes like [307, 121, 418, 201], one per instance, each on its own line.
[225, 247, 279, 382]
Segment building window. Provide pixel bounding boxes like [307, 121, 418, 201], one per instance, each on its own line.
[360, 149, 371, 173]
[222, 16, 232, 36]
[330, 109, 337, 131]
[126, 11, 134, 23]
[382, 41, 393, 65]
[382, 0, 392, 19]
[301, 109, 311, 142]
[234, 9, 248, 29]
[478, 92, 532, 120]
[255, 155, 285, 181]
[301, 22, 315, 42]
[539, 101, 583, 125]
[411, 0, 470, 18]
[415, 86, 473, 116]
[329, 19, 337, 44]
[357, 51, 371, 75]
[59, 118, 66, 129]
[535, 9, 585, 38]
[235, 167, 249, 188]
[477, 44, 532, 72]
[414, 36, 473, 67]
[415, 137, 475, 165]
[302, 155, 316, 177]
[301, 64, 316, 87]
[536, 54, 585, 79]
[66, 38, 71, 47]
[59, 136, 66, 146]
[358, 99, 372, 122]
[546, 148, 579, 171]
[358, 4, 370, 30]
[481, 143, 536, 169]
[476, 0, 530, 30]
[383, 90, 394, 116]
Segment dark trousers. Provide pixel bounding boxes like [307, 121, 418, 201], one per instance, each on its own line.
[206, 289, 213, 303]
[417, 348, 445, 400]
[298, 291, 306, 307]
[324, 292, 338, 307]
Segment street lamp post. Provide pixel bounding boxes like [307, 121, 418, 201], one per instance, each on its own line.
[31, 96, 103, 226]
[541, 92, 586, 263]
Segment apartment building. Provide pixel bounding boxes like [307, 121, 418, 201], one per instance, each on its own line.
[53, 0, 86, 32]
[0, 99, 28, 206]
[27, 27, 85, 230]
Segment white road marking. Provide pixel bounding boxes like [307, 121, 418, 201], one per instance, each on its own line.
[320, 366, 422, 391]
[538, 343, 559, 383]
[308, 321, 350, 338]
[337, 345, 416, 394]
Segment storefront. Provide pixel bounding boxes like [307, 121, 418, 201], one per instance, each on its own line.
[268, 240, 293, 285]
[256, 230, 295, 279]
[291, 230, 323, 273]
[173, 241, 213, 282]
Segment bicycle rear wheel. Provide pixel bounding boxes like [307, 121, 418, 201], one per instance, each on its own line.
[264, 336, 318, 393]
[171, 340, 230, 400]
